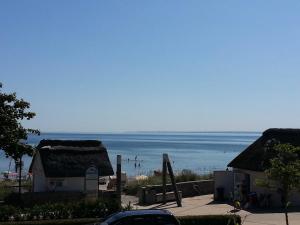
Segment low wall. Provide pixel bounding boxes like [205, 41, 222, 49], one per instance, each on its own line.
[98, 190, 117, 200]
[138, 180, 214, 205]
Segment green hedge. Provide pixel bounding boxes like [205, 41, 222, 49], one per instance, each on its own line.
[178, 215, 241, 225]
[0, 200, 120, 222]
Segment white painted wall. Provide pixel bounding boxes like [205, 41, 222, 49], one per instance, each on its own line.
[32, 153, 86, 192]
[234, 168, 300, 207]
[46, 177, 85, 192]
[214, 170, 234, 200]
[32, 152, 47, 192]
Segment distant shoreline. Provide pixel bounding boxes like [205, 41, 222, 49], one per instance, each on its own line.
[27, 131, 262, 135]
[0, 132, 259, 177]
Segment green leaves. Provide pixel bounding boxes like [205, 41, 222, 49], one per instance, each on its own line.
[0, 82, 39, 159]
[0, 199, 121, 222]
[265, 142, 300, 207]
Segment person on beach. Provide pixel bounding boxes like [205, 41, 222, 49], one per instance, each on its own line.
[135, 155, 137, 161]
[134, 162, 137, 168]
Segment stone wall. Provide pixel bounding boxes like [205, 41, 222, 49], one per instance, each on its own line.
[138, 180, 214, 205]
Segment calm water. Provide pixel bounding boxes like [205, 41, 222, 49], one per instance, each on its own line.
[0, 132, 260, 176]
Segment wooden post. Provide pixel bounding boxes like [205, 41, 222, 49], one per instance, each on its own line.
[116, 155, 122, 208]
[165, 154, 182, 207]
[18, 156, 22, 196]
[162, 154, 167, 204]
[97, 166, 100, 198]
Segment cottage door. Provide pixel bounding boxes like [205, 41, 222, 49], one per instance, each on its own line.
[233, 172, 245, 201]
[233, 172, 250, 202]
[85, 165, 99, 198]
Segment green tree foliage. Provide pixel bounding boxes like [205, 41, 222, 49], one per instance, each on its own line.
[266, 143, 300, 204]
[265, 143, 300, 225]
[0, 82, 39, 195]
[0, 82, 39, 153]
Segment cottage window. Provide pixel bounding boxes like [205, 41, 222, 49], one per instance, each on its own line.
[49, 179, 64, 190]
[55, 181, 63, 187]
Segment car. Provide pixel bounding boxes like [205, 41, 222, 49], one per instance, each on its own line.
[99, 209, 180, 225]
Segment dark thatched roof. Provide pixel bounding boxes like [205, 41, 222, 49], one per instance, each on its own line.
[32, 139, 114, 177]
[227, 128, 300, 171]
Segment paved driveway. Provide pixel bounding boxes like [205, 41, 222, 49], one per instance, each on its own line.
[127, 194, 300, 225]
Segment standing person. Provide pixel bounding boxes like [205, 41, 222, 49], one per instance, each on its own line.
[134, 162, 137, 168]
[135, 155, 137, 161]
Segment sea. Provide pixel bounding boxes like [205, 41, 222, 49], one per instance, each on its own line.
[0, 132, 260, 177]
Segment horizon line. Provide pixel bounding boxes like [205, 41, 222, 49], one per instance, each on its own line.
[31, 130, 262, 134]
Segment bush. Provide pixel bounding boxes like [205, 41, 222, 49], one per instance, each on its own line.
[0, 182, 13, 201]
[4, 193, 24, 206]
[0, 205, 17, 221]
[124, 169, 213, 196]
[124, 175, 163, 196]
[0, 199, 121, 222]
[175, 169, 212, 183]
[178, 215, 241, 225]
[0, 180, 31, 202]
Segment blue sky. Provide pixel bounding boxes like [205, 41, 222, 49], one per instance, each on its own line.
[1, 1, 300, 132]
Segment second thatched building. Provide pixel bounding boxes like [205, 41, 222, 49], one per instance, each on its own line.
[30, 139, 114, 193]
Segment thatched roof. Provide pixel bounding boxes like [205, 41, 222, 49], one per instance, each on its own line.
[227, 128, 300, 171]
[31, 139, 114, 177]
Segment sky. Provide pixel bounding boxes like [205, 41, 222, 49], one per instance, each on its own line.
[1, 1, 300, 132]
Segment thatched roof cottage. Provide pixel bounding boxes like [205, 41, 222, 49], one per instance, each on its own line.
[30, 140, 114, 192]
[215, 128, 300, 207]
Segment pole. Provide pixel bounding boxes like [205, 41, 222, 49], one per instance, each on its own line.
[116, 155, 122, 208]
[18, 156, 22, 196]
[162, 154, 167, 204]
[165, 154, 182, 207]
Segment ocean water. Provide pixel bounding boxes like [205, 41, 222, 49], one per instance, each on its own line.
[0, 132, 260, 177]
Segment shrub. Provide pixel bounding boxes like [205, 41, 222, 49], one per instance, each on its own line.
[55, 203, 70, 219]
[124, 169, 213, 196]
[0, 181, 13, 201]
[0, 199, 120, 222]
[178, 215, 241, 225]
[122, 201, 134, 211]
[124, 175, 162, 196]
[0, 180, 31, 203]
[4, 193, 24, 206]
[175, 169, 212, 182]
[29, 205, 43, 220]
[0, 205, 16, 222]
